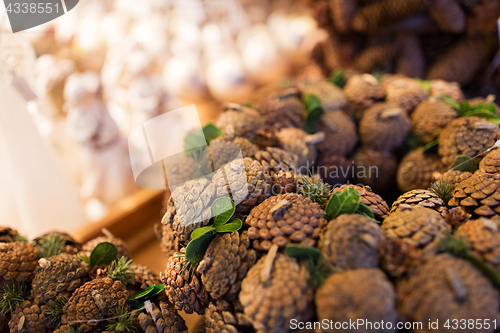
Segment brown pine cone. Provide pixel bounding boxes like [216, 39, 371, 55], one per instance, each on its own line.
[0, 242, 38, 282]
[0, 227, 20, 243]
[130, 264, 161, 290]
[316, 269, 398, 333]
[426, 37, 497, 85]
[217, 104, 265, 141]
[449, 172, 500, 218]
[455, 218, 500, 270]
[411, 98, 458, 143]
[239, 253, 313, 333]
[441, 207, 471, 229]
[197, 232, 257, 301]
[330, 0, 357, 33]
[138, 301, 188, 333]
[343, 74, 386, 112]
[319, 214, 385, 269]
[161, 250, 210, 315]
[479, 148, 500, 174]
[162, 178, 216, 243]
[246, 193, 327, 251]
[210, 136, 258, 169]
[435, 170, 473, 186]
[316, 154, 353, 186]
[154, 223, 180, 259]
[397, 149, 445, 192]
[359, 103, 411, 152]
[277, 128, 322, 168]
[352, 43, 398, 73]
[438, 116, 500, 167]
[254, 126, 279, 149]
[429, 79, 465, 102]
[467, 0, 500, 36]
[385, 78, 428, 112]
[353, 148, 397, 192]
[62, 278, 129, 332]
[428, 0, 466, 33]
[391, 189, 446, 213]
[332, 184, 390, 220]
[205, 299, 252, 333]
[162, 154, 203, 192]
[212, 158, 272, 214]
[295, 78, 346, 111]
[33, 232, 81, 255]
[317, 110, 357, 156]
[9, 301, 48, 333]
[396, 34, 426, 78]
[397, 254, 498, 331]
[254, 147, 299, 194]
[250, 84, 306, 130]
[80, 235, 131, 259]
[31, 253, 89, 303]
[379, 238, 424, 278]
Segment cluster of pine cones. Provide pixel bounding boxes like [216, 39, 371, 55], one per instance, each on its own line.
[308, 0, 500, 91]
[154, 73, 500, 332]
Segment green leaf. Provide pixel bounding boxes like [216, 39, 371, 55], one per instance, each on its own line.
[77, 253, 91, 265]
[449, 155, 479, 173]
[132, 285, 155, 300]
[423, 137, 440, 153]
[151, 284, 165, 297]
[211, 197, 235, 228]
[215, 219, 242, 233]
[461, 109, 500, 120]
[356, 203, 375, 220]
[438, 95, 461, 111]
[126, 299, 140, 309]
[472, 103, 497, 114]
[458, 101, 471, 116]
[325, 188, 361, 220]
[285, 244, 322, 262]
[487, 118, 500, 125]
[185, 233, 216, 264]
[328, 69, 346, 88]
[184, 130, 206, 150]
[191, 226, 216, 240]
[302, 94, 325, 134]
[89, 242, 118, 268]
[202, 123, 223, 143]
[415, 79, 431, 94]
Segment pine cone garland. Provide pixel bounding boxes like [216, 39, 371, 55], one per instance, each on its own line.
[254, 147, 299, 194]
[205, 300, 252, 333]
[197, 232, 257, 301]
[382, 205, 450, 250]
[217, 104, 265, 141]
[0, 242, 38, 282]
[332, 184, 390, 220]
[411, 98, 458, 143]
[391, 189, 446, 213]
[343, 74, 386, 111]
[397, 254, 498, 331]
[130, 264, 161, 290]
[8, 301, 48, 333]
[359, 103, 411, 152]
[246, 193, 328, 251]
[239, 253, 313, 333]
[317, 110, 357, 156]
[295, 79, 346, 111]
[353, 148, 397, 192]
[161, 251, 210, 315]
[316, 269, 398, 333]
[438, 116, 499, 167]
[62, 278, 129, 332]
[479, 148, 500, 174]
[31, 253, 89, 303]
[397, 148, 445, 192]
[384, 78, 428, 111]
[319, 214, 385, 269]
[138, 301, 188, 333]
[80, 235, 131, 259]
[212, 158, 272, 214]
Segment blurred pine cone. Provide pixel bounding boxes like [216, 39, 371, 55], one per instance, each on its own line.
[80, 235, 131, 259]
[479, 148, 500, 174]
[435, 170, 473, 186]
[353, 148, 398, 192]
[0, 242, 38, 282]
[429, 79, 465, 102]
[138, 301, 188, 333]
[384, 78, 428, 111]
[352, 43, 398, 73]
[428, 0, 466, 33]
[397, 148, 445, 192]
[295, 78, 346, 111]
[317, 110, 358, 156]
[333, 184, 390, 220]
[441, 206, 471, 229]
[391, 189, 446, 213]
[316, 154, 353, 186]
[343, 74, 386, 112]
[277, 128, 323, 168]
[210, 136, 258, 169]
[205, 299, 252, 333]
[217, 104, 265, 141]
[129, 263, 161, 290]
[411, 98, 458, 143]
[0, 227, 20, 243]
[254, 147, 299, 194]
[379, 238, 424, 278]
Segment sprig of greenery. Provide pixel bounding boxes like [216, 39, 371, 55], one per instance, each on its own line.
[44, 297, 68, 328]
[190, 198, 243, 240]
[108, 257, 135, 285]
[8, 235, 28, 243]
[285, 244, 336, 289]
[77, 242, 118, 269]
[302, 94, 324, 134]
[429, 179, 455, 205]
[106, 305, 138, 333]
[328, 69, 346, 88]
[439, 95, 500, 123]
[37, 233, 66, 259]
[0, 281, 28, 315]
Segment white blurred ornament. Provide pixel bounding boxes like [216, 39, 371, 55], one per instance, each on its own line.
[100, 12, 132, 48]
[0, 34, 35, 90]
[162, 53, 208, 101]
[131, 15, 169, 59]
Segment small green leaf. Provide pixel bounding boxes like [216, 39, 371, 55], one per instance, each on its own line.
[202, 123, 223, 143]
[356, 203, 376, 220]
[211, 197, 235, 227]
[184, 130, 206, 150]
[438, 95, 461, 111]
[126, 299, 140, 308]
[76, 253, 91, 265]
[449, 155, 479, 173]
[461, 109, 500, 120]
[89, 242, 118, 268]
[191, 226, 216, 240]
[487, 118, 500, 125]
[458, 101, 471, 116]
[285, 244, 322, 262]
[132, 285, 155, 300]
[185, 233, 216, 264]
[151, 284, 165, 297]
[302, 94, 325, 134]
[423, 137, 440, 153]
[415, 79, 431, 94]
[325, 188, 361, 220]
[472, 103, 497, 113]
[328, 69, 346, 88]
[215, 219, 242, 233]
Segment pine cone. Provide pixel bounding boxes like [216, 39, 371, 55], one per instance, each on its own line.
[397, 149, 445, 192]
[343, 74, 386, 112]
[161, 251, 210, 315]
[332, 184, 390, 220]
[330, 0, 357, 32]
[138, 301, 188, 333]
[254, 147, 298, 194]
[211, 136, 258, 169]
[277, 128, 322, 168]
[130, 264, 161, 290]
[359, 103, 411, 152]
[80, 236, 131, 259]
[239, 253, 313, 333]
[353, 148, 397, 192]
[246, 193, 328, 251]
[205, 300, 252, 333]
[163, 154, 202, 190]
[0, 242, 38, 282]
[438, 116, 499, 167]
[441, 207, 471, 229]
[0, 228, 20, 243]
[31, 253, 89, 303]
[317, 110, 357, 156]
[428, 0, 466, 33]
[197, 232, 257, 301]
[429, 79, 465, 102]
[479, 148, 500, 174]
[154, 223, 180, 259]
[212, 158, 272, 214]
[397, 254, 498, 330]
[295, 78, 346, 111]
[217, 104, 266, 141]
[62, 278, 129, 332]
[33, 232, 81, 255]
[411, 98, 458, 143]
[449, 172, 500, 218]
[396, 34, 426, 78]
[9, 301, 48, 333]
[385, 78, 428, 112]
[352, 43, 398, 73]
[467, 0, 500, 36]
[254, 126, 279, 149]
[250, 84, 306, 130]
[391, 189, 446, 213]
[316, 154, 353, 186]
[319, 214, 385, 269]
[162, 178, 216, 243]
[435, 170, 473, 186]
[379, 238, 424, 278]
[316, 269, 398, 332]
